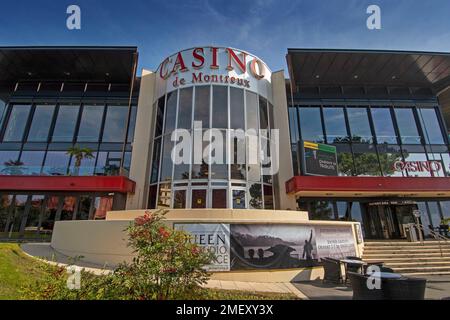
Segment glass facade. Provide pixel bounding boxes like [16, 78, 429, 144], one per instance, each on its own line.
[289, 104, 448, 178]
[148, 85, 274, 209]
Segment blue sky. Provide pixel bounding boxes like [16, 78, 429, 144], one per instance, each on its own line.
[1, 0, 450, 73]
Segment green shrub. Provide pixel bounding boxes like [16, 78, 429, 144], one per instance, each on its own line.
[21, 209, 214, 300]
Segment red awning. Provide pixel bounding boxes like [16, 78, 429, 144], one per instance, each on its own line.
[0, 175, 135, 193]
[286, 176, 450, 198]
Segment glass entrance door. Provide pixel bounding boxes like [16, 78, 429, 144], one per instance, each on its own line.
[366, 203, 417, 239]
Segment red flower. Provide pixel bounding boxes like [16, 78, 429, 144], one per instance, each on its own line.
[135, 212, 153, 226]
[191, 246, 201, 255]
[158, 226, 170, 238]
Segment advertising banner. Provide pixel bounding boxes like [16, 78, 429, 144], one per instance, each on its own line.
[177, 223, 357, 271]
[302, 141, 338, 176]
[175, 223, 231, 271]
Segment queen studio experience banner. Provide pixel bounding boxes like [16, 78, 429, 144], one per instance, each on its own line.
[175, 223, 357, 271]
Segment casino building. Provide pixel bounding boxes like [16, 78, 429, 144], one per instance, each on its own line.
[0, 46, 449, 242]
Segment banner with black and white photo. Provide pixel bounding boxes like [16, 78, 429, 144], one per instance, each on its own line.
[176, 223, 357, 271]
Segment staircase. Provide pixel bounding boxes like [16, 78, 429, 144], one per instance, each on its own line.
[362, 240, 450, 276]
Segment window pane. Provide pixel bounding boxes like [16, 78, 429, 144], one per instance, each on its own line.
[191, 130, 209, 179]
[309, 201, 335, 220]
[371, 108, 397, 144]
[336, 201, 350, 220]
[230, 87, 244, 129]
[27, 105, 55, 142]
[212, 189, 227, 208]
[259, 96, 268, 130]
[0, 100, 7, 128]
[3, 105, 31, 142]
[164, 90, 178, 134]
[440, 201, 450, 219]
[177, 87, 193, 129]
[230, 133, 246, 180]
[298, 107, 324, 143]
[127, 105, 137, 143]
[102, 106, 127, 142]
[323, 107, 348, 143]
[52, 105, 79, 142]
[353, 145, 381, 176]
[263, 185, 274, 209]
[427, 202, 442, 228]
[427, 153, 446, 177]
[150, 138, 162, 183]
[403, 151, 429, 177]
[377, 145, 404, 177]
[19, 151, 45, 175]
[159, 135, 173, 181]
[173, 190, 186, 209]
[395, 108, 421, 144]
[194, 86, 210, 128]
[336, 144, 353, 176]
[210, 129, 228, 179]
[248, 183, 262, 209]
[418, 108, 445, 144]
[212, 86, 228, 128]
[347, 107, 373, 143]
[192, 189, 207, 209]
[93, 196, 112, 220]
[43, 151, 70, 175]
[232, 190, 245, 209]
[77, 105, 104, 142]
[288, 107, 299, 143]
[246, 91, 258, 131]
[155, 97, 165, 137]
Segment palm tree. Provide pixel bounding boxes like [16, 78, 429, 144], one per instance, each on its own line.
[67, 146, 94, 176]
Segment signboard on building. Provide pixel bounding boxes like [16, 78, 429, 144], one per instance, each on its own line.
[302, 141, 338, 176]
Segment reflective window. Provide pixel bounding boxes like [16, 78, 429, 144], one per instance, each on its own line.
[230, 87, 244, 129]
[93, 196, 113, 220]
[77, 196, 92, 220]
[427, 153, 446, 177]
[210, 129, 228, 179]
[155, 97, 165, 137]
[164, 90, 178, 134]
[59, 196, 76, 221]
[248, 183, 262, 209]
[27, 105, 55, 142]
[441, 153, 450, 177]
[336, 201, 350, 220]
[323, 107, 348, 143]
[177, 87, 193, 129]
[336, 144, 353, 176]
[192, 189, 207, 209]
[212, 189, 227, 208]
[212, 86, 228, 128]
[52, 105, 79, 142]
[246, 91, 258, 131]
[77, 105, 104, 142]
[263, 185, 274, 209]
[377, 145, 404, 177]
[439, 201, 450, 219]
[19, 151, 45, 175]
[3, 105, 32, 142]
[417, 108, 445, 144]
[159, 135, 173, 181]
[230, 133, 246, 180]
[309, 201, 334, 220]
[352, 145, 381, 176]
[173, 189, 186, 209]
[127, 105, 137, 143]
[371, 107, 397, 144]
[298, 107, 324, 143]
[0, 151, 20, 175]
[0, 101, 7, 128]
[259, 96, 268, 130]
[395, 108, 421, 144]
[191, 130, 209, 179]
[232, 190, 246, 209]
[43, 151, 70, 175]
[403, 151, 429, 177]
[347, 107, 373, 143]
[288, 107, 299, 143]
[427, 202, 443, 228]
[150, 138, 162, 183]
[102, 105, 128, 142]
[194, 86, 210, 128]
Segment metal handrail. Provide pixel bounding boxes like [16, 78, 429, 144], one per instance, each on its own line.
[415, 224, 448, 257]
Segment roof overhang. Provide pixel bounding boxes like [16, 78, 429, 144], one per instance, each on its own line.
[286, 176, 450, 198]
[0, 46, 138, 84]
[286, 49, 450, 93]
[0, 176, 135, 193]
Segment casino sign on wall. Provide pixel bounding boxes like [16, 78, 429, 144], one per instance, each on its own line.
[155, 46, 273, 100]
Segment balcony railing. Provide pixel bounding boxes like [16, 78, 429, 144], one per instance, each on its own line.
[0, 165, 129, 177]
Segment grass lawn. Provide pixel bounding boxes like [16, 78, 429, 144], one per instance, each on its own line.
[0, 243, 45, 300]
[0, 243, 297, 300]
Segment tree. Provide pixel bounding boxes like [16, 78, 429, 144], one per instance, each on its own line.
[66, 146, 94, 176]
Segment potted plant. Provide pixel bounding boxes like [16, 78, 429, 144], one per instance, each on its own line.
[66, 146, 95, 176]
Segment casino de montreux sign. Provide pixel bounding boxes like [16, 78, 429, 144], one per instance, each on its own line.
[157, 47, 267, 89]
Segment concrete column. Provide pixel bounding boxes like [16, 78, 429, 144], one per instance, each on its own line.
[271, 70, 297, 210]
[126, 70, 156, 209]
